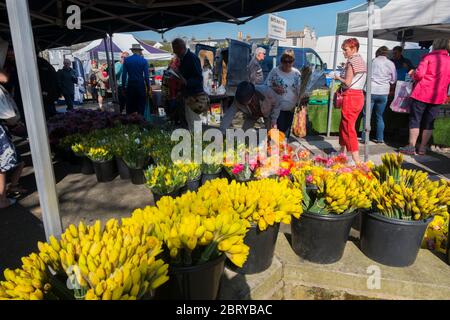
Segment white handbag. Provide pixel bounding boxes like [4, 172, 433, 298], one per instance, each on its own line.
[0, 84, 19, 120]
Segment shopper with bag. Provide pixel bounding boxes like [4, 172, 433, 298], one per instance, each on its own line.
[361, 46, 397, 144]
[266, 49, 301, 137]
[171, 38, 207, 132]
[399, 39, 450, 155]
[333, 38, 367, 164]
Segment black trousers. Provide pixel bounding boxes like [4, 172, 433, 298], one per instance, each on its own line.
[125, 83, 146, 115]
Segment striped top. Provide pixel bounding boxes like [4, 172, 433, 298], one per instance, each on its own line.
[341, 53, 367, 90]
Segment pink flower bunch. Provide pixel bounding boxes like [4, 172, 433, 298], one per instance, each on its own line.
[231, 164, 245, 175]
[306, 175, 314, 183]
[278, 168, 291, 177]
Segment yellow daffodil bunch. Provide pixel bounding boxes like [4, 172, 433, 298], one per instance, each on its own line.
[292, 169, 373, 215]
[124, 188, 250, 268]
[174, 161, 201, 181]
[71, 143, 86, 156]
[86, 147, 112, 162]
[27, 220, 168, 300]
[423, 211, 449, 254]
[0, 253, 49, 300]
[144, 164, 187, 195]
[371, 170, 449, 220]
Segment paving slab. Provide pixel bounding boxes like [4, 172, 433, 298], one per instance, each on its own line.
[219, 257, 283, 300]
[275, 232, 450, 300]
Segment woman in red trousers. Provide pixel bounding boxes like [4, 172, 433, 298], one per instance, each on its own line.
[334, 38, 367, 164]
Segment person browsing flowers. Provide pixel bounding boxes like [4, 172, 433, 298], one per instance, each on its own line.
[266, 49, 301, 137]
[334, 38, 367, 164]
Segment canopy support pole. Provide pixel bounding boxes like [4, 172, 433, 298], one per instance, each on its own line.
[327, 34, 339, 137]
[364, 0, 374, 161]
[109, 33, 118, 104]
[104, 35, 116, 107]
[6, 0, 62, 240]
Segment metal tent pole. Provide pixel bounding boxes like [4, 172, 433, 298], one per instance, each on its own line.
[327, 34, 339, 137]
[6, 0, 62, 240]
[104, 35, 115, 107]
[109, 33, 118, 103]
[364, 0, 374, 161]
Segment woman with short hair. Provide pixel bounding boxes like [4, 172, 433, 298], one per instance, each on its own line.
[266, 49, 301, 136]
[399, 39, 450, 155]
[334, 38, 367, 164]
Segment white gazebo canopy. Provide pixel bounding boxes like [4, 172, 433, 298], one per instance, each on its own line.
[336, 0, 450, 41]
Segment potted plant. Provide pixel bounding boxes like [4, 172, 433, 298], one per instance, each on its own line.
[144, 164, 187, 203]
[290, 167, 373, 264]
[200, 153, 223, 185]
[122, 137, 151, 185]
[71, 136, 95, 175]
[176, 161, 202, 192]
[211, 178, 303, 274]
[360, 153, 449, 267]
[124, 190, 249, 300]
[87, 146, 117, 182]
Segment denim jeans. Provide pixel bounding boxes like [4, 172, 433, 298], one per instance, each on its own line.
[362, 94, 388, 142]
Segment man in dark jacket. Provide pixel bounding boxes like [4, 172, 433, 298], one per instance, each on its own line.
[37, 57, 59, 118]
[57, 59, 77, 111]
[171, 38, 205, 131]
[122, 44, 149, 116]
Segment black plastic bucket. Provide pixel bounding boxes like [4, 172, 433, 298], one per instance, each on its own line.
[155, 254, 225, 300]
[115, 157, 130, 180]
[201, 173, 221, 185]
[182, 177, 201, 193]
[447, 232, 450, 266]
[93, 159, 117, 183]
[227, 223, 280, 274]
[129, 168, 145, 185]
[360, 211, 432, 267]
[153, 188, 181, 204]
[79, 156, 94, 175]
[291, 211, 358, 264]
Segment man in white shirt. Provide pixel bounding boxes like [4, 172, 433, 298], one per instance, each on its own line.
[361, 46, 397, 143]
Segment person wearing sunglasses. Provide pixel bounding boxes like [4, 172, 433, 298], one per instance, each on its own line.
[265, 49, 301, 137]
[219, 81, 280, 134]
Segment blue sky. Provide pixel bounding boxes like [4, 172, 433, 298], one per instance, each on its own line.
[132, 0, 363, 41]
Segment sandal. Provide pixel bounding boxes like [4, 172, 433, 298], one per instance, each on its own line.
[7, 184, 28, 196]
[0, 198, 17, 209]
[399, 145, 416, 155]
[417, 148, 427, 156]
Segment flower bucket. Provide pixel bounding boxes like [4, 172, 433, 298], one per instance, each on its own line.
[115, 157, 130, 180]
[227, 223, 279, 274]
[291, 211, 358, 264]
[447, 233, 450, 266]
[201, 173, 221, 185]
[79, 156, 94, 175]
[129, 168, 145, 185]
[152, 188, 181, 204]
[155, 254, 226, 300]
[360, 211, 432, 267]
[92, 158, 117, 183]
[181, 177, 201, 194]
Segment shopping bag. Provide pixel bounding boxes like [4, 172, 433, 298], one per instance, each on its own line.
[143, 97, 152, 122]
[390, 80, 413, 113]
[291, 105, 307, 138]
[0, 84, 18, 120]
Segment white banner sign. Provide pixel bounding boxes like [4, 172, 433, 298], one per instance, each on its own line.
[268, 14, 287, 41]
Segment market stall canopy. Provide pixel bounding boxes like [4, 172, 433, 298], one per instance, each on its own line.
[72, 33, 172, 61]
[336, 0, 450, 41]
[0, 0, 342, 49]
